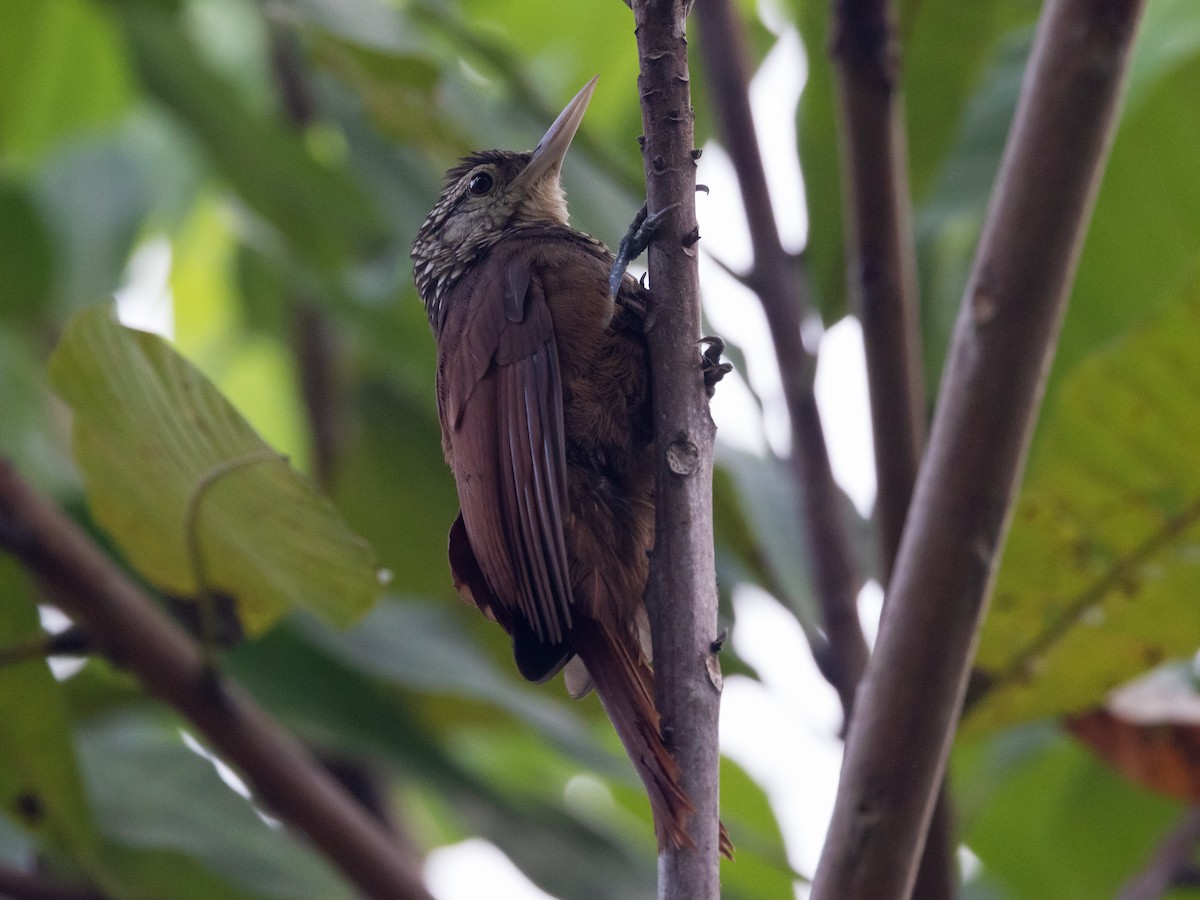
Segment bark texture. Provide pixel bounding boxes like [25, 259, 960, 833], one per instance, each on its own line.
[631, 2, 724, 896]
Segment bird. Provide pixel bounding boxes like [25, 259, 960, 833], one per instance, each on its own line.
[411, 77, 731, 857]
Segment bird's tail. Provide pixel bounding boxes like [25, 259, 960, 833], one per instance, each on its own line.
[572, 617, 734, 858]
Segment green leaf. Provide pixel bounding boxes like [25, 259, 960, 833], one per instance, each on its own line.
[955, 725, 1181, 899]
[32, 131, 153, 312]
[118, 2, 385, 267]
[965, 278, 1200, 736]
[717, 757, 799, 900]
[224, 620, 654, 899]
[302, 599, 620, 775]
[77, 714, 352, 899]
[715, 446, 874, 634]
[331, 385, 460, 601]
[48, 303, 382, 634]
[0, 181, 54, 319]
[915, 6, 1200, 395]
[913, 27, 1030, 390]
[0, 560, 98, 864]
[899, 0, 1039, 201]
[308, 37, 452, 147]
[1057, 44, 1200, 394]
[0, 0, 133, 167]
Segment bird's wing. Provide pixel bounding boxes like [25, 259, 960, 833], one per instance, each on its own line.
[437, 245, 575, 662]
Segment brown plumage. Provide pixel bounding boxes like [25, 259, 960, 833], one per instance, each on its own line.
[412, 79, 729, 856]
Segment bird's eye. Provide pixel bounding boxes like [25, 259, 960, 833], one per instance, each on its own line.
[468, 172, 495, 196]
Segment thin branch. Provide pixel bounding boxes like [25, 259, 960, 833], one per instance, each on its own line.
[828, 3, 950, 897]
[810, 1, 1147, 897]
[289, 304, 342, 489]
[693, 0, 868, 720]
[268, 26, 408, 851]
[0, 865, 104, 900]
[0, 460, 434, 900]
[830, 0, 925, 584]
[266, 22, 346, 493]
[631, 1, 723, 896]
[1119, 808, 1200, 900]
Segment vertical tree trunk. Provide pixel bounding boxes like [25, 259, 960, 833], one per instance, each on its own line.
[631, 3, 723, 897]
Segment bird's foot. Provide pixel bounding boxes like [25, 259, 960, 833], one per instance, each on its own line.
[700, 336, 733, 398]
[609, 202, 681, 298]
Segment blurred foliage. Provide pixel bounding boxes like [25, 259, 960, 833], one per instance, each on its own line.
[1, 0, 1199, 896]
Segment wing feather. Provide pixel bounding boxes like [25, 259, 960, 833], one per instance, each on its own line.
[436, 245, 575, 650]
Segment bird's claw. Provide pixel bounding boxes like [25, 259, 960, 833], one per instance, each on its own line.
[700, 336, 733, 398]
[609, 202, 681, 298]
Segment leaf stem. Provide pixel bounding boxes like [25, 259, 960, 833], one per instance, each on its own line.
[184, 451, 283, 656]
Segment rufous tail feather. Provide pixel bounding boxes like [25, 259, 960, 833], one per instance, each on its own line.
[573, 618, 734, 858]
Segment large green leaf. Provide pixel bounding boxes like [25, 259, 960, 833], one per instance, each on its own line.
[915, 2, 1200, 393]
[224, 618, 658, 900]
[912, 26, 1029, 390]
[1057, 42, 1200, 392]
[0, 182, 54, 319]
[299, 599, 619, 773]
[48, 303, 382, 634]
[117, 2, 385, 268]
[77, 714, 352, 899]
[33, 131, 154, 313]
[716, 447, 819, 632]
[964, 277, 1200, 736]
[0, 0, 133, 167]
[955, 725, 1181, 899]
[715, 757, 797, 900]
[330, 385, 460, 601]
[899, 0, 1039, 201]
[0, 560, 98, 867]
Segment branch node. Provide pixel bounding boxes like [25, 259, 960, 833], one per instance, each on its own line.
[665, 438, 699, 476]
[972, 286, 999, 326]
[705, 652, 723, 692]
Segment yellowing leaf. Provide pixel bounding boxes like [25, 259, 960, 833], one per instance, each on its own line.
[965, 281, 1200, 736]
[48, 303, 382, 634]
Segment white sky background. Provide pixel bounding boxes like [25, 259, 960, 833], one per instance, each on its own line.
[112, 12, 882, 897]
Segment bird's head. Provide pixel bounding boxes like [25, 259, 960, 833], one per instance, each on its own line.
[412, 77, 597, 322]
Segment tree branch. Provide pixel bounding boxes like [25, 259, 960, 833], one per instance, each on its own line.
[1119, 808, 1200, 900]
[830, 0, 925, 584]
[693, 0, 868, 721]
[0, 460, 434, 900]
[630, 2, 723, 896]
[810, 1, 1147, 897]
[0, 865, 104, 900]
[828, 4, 953, 897]
[267, 21, 346, 494]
